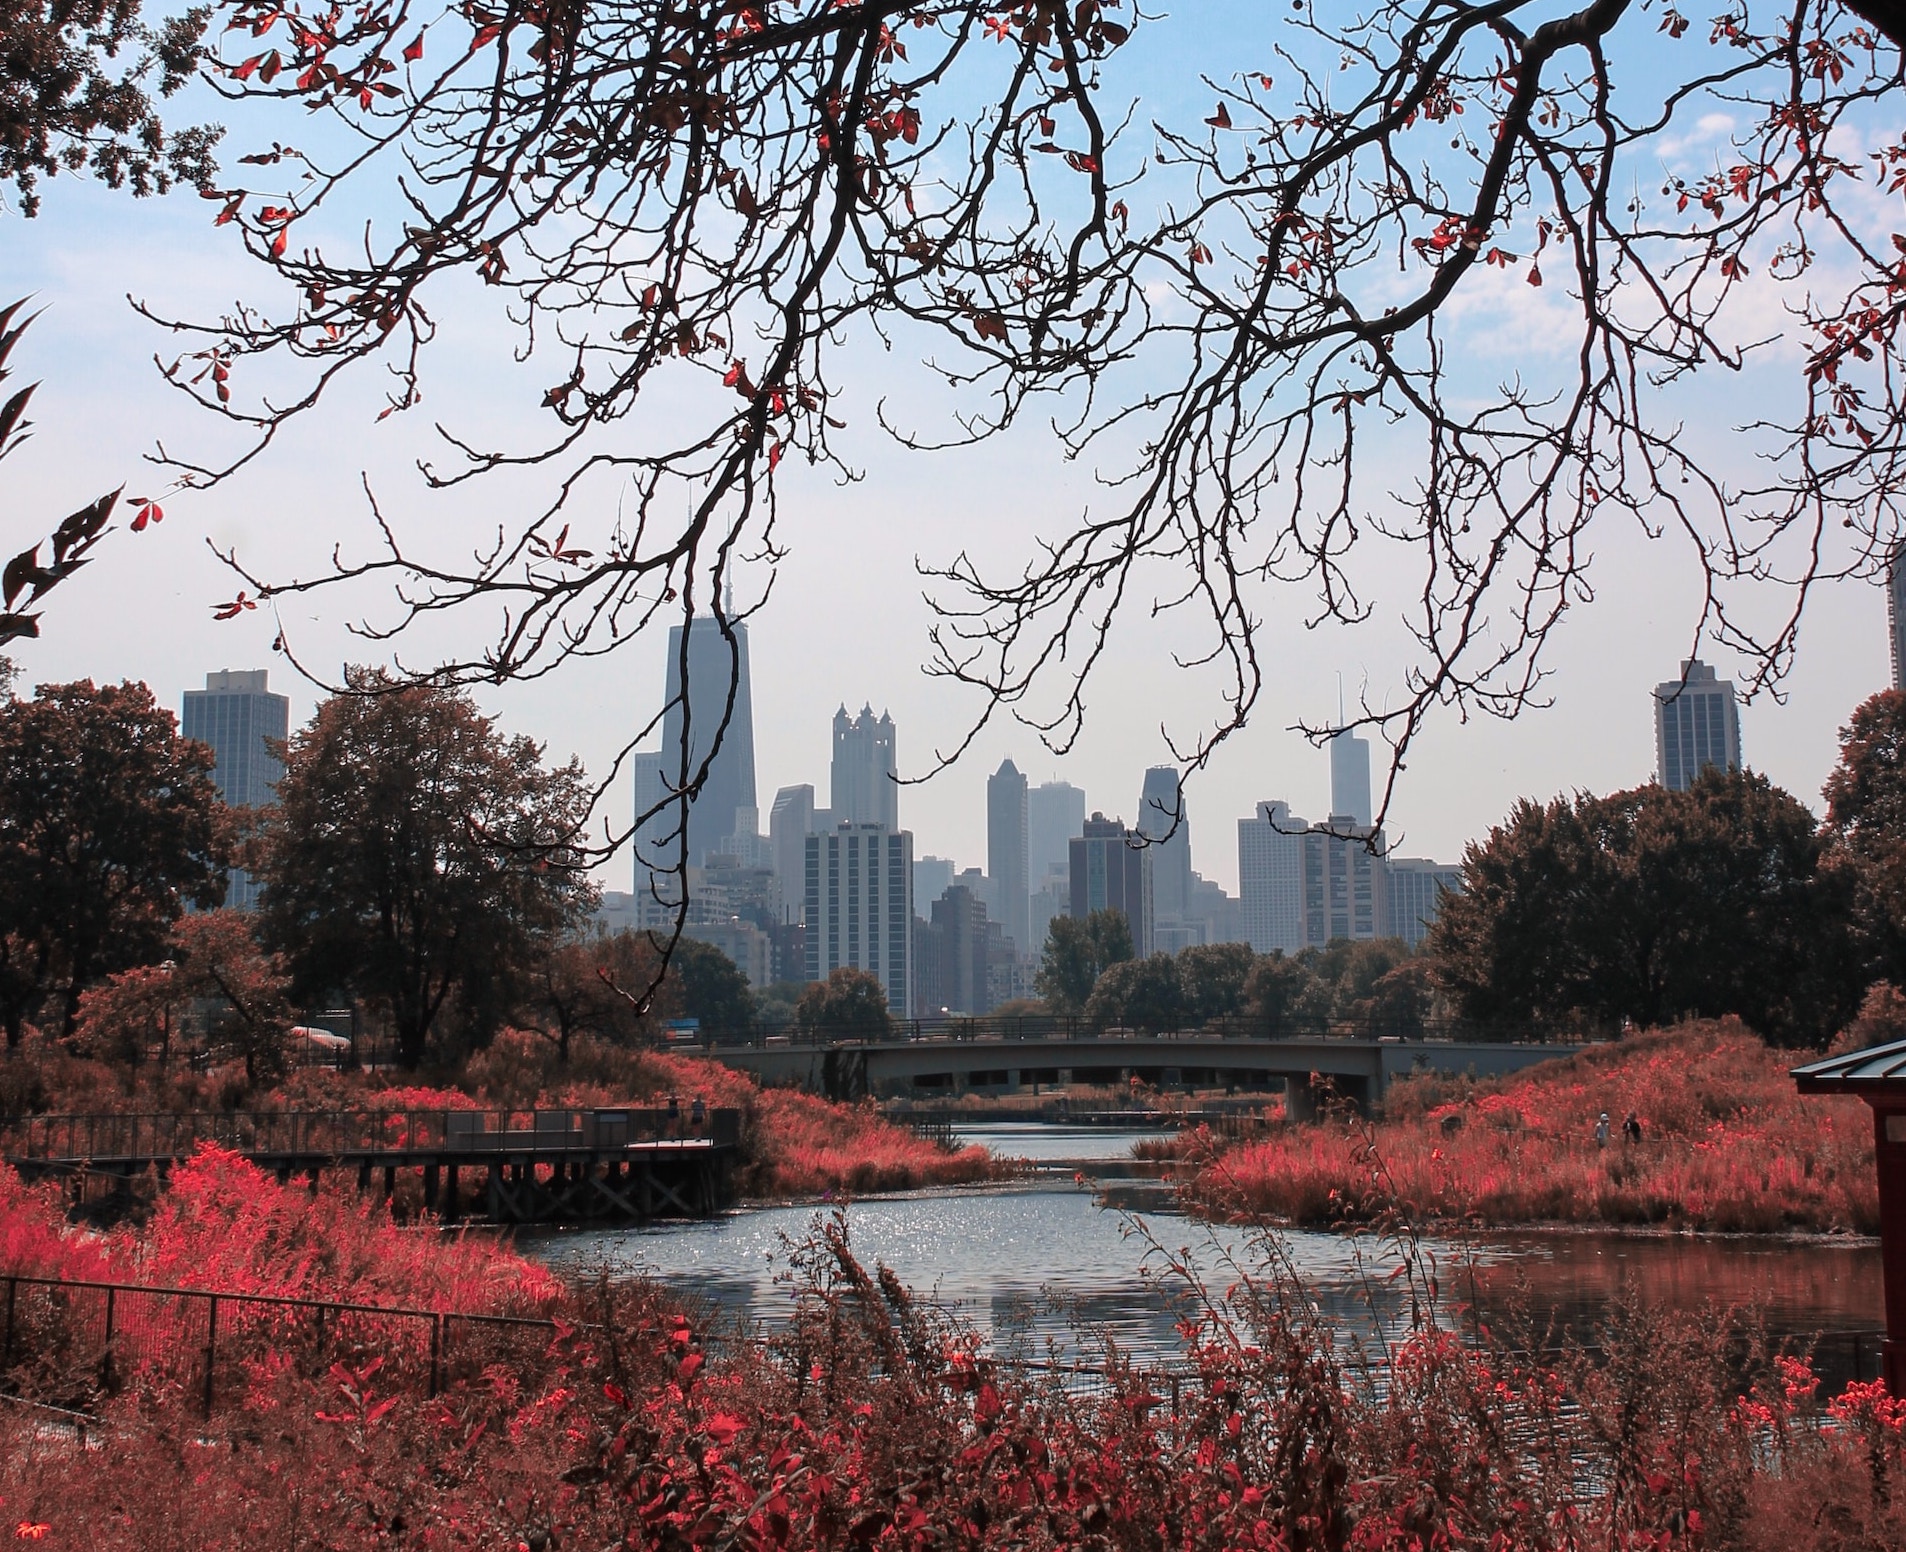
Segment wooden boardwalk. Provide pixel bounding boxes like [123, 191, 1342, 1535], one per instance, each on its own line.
[0, 1106, 742, 1225]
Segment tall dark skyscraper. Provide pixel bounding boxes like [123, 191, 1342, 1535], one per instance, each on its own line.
[659, 614, 758, 869]
[1136, 766, 1192, 922]
[182, 669, 289, 909]
[986, 757, 1029, 956]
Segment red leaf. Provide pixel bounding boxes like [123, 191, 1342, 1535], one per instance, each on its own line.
[1206, 101, 1233, 129]
[403, 31, 425, 60]
[1526, 264, 1542, 287]
[704, 1413, 744, 1444]
[678, 1351, 704, 1385]
[271, 228, 289, 259]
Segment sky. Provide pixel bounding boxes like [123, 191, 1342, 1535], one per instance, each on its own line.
[2, 6, 1893, 896]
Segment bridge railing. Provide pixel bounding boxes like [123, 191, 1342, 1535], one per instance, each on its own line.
[689, 1014, 1601, 1050]
[0, 1106, 741, 1165]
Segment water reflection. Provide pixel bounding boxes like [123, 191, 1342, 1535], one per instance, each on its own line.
[534, 1179, 1885, 1384]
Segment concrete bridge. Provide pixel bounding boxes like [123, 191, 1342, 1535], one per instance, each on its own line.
[701, 1031, 1579, 1113]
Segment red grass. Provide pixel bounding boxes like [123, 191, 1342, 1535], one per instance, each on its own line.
[0, 1147, 559, 1312]
[2, 1162, 1904, 1551]
[1178, 1020, 1879, 1232]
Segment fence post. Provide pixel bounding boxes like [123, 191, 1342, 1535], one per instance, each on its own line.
[101, 1284, 117, 1390]
[203, 1294, 218, 1418]
[429, 1314, 444, 1398]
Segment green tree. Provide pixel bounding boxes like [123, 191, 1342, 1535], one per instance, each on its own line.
[662, 937, 757, 1037]
[1823, 690, 1906, 988]
[1431, 770, 1859, 1045]
[795, 967, 893, 1040]
[254, 672, 595, 1069]
[1243, 951, 1316, 1034]
[1083, 952, 1186, 1034]
[1035, 909, 1134, 1015]
[0, 677, 226, 1045]
[1176, 942, 1255, 1025]
[529, 929, 665, 1061]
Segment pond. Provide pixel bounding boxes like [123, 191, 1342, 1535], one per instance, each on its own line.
[526, 1125, 1885, 1385]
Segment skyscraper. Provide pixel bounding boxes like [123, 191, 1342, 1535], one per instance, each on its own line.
[659, 614, 758, 867]
[1328, 732, 1373, 829]
[769, 784, 817, 919]
[1069, 813, 1153, 956]
[1307, 817, 1389, 944]
[630, 749, 683, 924]
[805, 821, 913, 1015]
[1653, 658, 1742, 791]
[831, 705, 898, 828]
[1028, 779, 1086, 887]
[181, 669, 289, 910]
[1237, 801, 1307, 954]
[1136, 766, 1193, 923]
[1388, 858, 1464, 948]
[987, 757, 1030, 956]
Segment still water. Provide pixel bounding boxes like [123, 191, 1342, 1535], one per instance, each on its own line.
[529, 1124, 1884, 1375]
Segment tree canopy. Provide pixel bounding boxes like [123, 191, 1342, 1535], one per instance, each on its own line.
[1430, 769, 1860, 1044]
[0, 676, 227, 1045]
[662, 936, 758, 1035]
[1036, 908, 1134, 1014]
[795, 966, 894, 1039]
[1824, 690, 1906, 989]
[253, 670, 596, 1068]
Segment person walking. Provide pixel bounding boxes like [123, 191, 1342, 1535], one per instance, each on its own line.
[1595, 1112, 1610, 1149]
[1622, 1111, 1642, 1144]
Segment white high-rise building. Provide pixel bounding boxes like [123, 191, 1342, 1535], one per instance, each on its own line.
[1028, 779, 1086, 888]
[1652, 659, 1742, 791]
[1388, 858, 1464, 948]
[987, 758, 1030, 957]
[831, 705, 898, 828]
[1238, 801, 1308, 954]
[805, 822, 914, 1015]
[1136, 766, 1193, 923]
[1328, 732, 1373, 829]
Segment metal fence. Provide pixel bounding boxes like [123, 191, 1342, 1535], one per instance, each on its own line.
[0, 1273, 563, 1418]
[0, 1106, 742, 1165]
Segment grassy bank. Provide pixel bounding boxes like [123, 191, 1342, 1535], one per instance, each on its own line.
[0, 1029, 1001, 1201]
[3, 1150, 1904, 1550]
[1173, 1021, 1879, 1233]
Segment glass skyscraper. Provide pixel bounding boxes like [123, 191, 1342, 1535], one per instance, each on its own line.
[181, 669, 289, 909]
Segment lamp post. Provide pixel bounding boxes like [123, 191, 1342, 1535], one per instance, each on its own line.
[1792, 1039, 1906, 1397]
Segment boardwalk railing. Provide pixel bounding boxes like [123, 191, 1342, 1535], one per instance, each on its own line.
[0, 1106, 742, 1167]
[0, 1273, 562, 1418]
